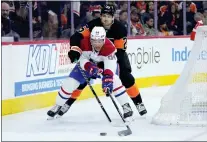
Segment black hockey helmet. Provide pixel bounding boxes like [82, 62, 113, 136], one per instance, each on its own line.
[101, 4, 115, 16]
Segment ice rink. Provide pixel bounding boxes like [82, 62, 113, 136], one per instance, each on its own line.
[2, 86, 207, 141]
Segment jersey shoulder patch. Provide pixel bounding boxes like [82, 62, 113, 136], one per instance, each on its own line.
[99, 38, 116, 56]
[80, 37, 92, 51]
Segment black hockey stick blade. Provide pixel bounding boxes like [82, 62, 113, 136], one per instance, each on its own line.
[118, 126, 132, 136]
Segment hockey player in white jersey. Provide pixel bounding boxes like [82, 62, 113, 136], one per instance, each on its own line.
[47, 26, 133, 119]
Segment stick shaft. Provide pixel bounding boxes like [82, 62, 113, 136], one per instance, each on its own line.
[77, 63, 112, 122]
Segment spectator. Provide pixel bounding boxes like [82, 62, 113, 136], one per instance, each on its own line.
[130, 5, 137, 12]
[194, 12, 204, 24]
[79, 2, 91, 25]
[147, 1, 154, 15]
[146, 1, 154, 17]
[79, 2, 89, 20]
[79, 1, 102, 25]
[141, 1, 154, 24]
[114, 9, 121, 21]
[190, 12, 204, 40]
[2, 2, 11, 34]
[188, 1, 197, 13]
[159, 5, 168, 17]
[119, 1, 128, 11]
[186, 2, 196, 34]
[42, 10, 58, 39]
[143, 16, 158, 36]
[92, 9, 101, 20]
[130, 9, 146, 36]
[61, 14, 68, 29]
[166, 3, 180, 35]
[107, 1, 118, 10]
[2, 2, 20, 41]
[158, 19, 174, 36]
[158, 4, 168, 27]
[88, 2, 103, 13]
[119, 10, 128, 29]
[136, 1, 146, 14]
[10, 1, 41, 38]
[33, 20, 42, 40]
[194, 1, 203, 12]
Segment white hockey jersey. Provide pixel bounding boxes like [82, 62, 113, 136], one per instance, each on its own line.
[77, 37, 118, 76]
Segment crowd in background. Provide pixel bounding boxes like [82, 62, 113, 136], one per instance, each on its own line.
[1, 1, 207, 41]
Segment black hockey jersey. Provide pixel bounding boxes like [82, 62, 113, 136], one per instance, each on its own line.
[70, 18, 128, 50]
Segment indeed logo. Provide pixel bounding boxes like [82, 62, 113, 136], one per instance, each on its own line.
[172, 47, 207, 62]
[26, 44, 58, 77]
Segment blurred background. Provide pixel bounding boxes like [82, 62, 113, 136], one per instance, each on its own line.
[1, 0, 207, 42]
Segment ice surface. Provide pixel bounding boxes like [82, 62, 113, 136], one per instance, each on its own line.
[2, 86, 207, 141]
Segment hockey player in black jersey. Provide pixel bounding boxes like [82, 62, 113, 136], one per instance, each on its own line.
[47, 4, 147, 118]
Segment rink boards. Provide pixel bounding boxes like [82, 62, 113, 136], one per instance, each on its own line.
[2, 36, 206, 115]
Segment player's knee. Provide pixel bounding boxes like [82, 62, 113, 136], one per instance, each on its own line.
[62, 77, 80, 93]
[56, 77, 80, 105]
[120, 73, 135, 88]
[56, 86, 72, 106]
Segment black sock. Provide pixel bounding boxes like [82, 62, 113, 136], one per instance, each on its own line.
[66, 98, 77, 106]
[131, 94, 142, 105]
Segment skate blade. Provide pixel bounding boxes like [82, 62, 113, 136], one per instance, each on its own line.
[47, 114, 62, 120]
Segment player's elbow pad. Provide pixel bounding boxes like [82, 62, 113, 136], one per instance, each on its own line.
[68, 46, 82, 63]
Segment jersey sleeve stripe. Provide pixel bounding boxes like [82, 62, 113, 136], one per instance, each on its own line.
[71, 46, 82, 54]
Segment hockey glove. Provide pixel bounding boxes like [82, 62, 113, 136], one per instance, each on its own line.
[68, 46, 81, 63]
[85, 63, 103, 79]
[102, 75, 113, 95]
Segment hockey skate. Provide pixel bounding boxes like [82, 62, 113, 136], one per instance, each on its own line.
[47, 104, 62, 120]
[122, 103, 133, 120]
[136, 102, 147, 116]
[56, 103, 71, 118]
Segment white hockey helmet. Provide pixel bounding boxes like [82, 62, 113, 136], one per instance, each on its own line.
[90, 26, 106, 41]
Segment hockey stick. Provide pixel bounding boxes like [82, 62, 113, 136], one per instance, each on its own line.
[77, 62, 112, 122]
[77, 62, 132, 136]
[106, 90, 132, 136]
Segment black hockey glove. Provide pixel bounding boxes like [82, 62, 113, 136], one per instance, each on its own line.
[68, 47, 81, 63]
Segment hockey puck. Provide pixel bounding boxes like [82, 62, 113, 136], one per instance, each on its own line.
[100, 132, 107, 136]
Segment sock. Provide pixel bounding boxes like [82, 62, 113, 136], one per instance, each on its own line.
[66, 98, 76, 106]
[126, 83, 142, 104]
[113, 85, 130, 106]
[65, 89, 82, 106]
[131, 94, 142, 105]
[71, 89, 82, 99]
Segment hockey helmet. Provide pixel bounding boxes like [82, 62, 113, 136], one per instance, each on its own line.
[91, 26, 106, 41]
[90, 27, 106, 51]
[101, 4, 115, 16]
